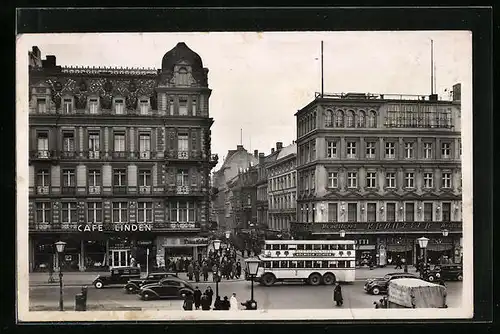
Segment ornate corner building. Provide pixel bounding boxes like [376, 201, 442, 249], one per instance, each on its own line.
[292, 88, 463, 267]
[28, 43, 218, 272]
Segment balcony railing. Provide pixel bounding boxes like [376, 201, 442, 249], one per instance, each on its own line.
[87, 150, 101, 159]
[61, 186, 76, 195]
[113, 186, 127, 194]
[138, 151, 151, 160]
[139, 185, 151, 194]
[30, 150, 56, 160]
[60, 151, 77, 159]
[290, 221, 462, 234]
[111, 151, 129, 159]
[165, 150, 203, 160]
[176, 185, 190, 195]
[36, 185, 50, 195]
[88, 185, 102, 194]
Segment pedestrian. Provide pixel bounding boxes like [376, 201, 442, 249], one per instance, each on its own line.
[222, 296, 230, 310]
[194, 264, 200, 283]
[229, 293, 239, 311]
[182, 293, 194, 311]
[187, 262, 194, 281]
[333, 283, 343, 307]
[202, 263, 209, 281]
[395, 256, 402, 269]
[193, 286, 202, 310]
[179, 257, 185, 272]
[205, 286, 214, 306]
[213, 296, 222, 310]
[236, 261, 242, 279]
[200, 293, 211, 310]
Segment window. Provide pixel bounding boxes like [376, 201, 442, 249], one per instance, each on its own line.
[405, 142, 414, 159]
[346, 111, 355, 127]
[139, 134, 150, 152]
[37, 98, 47, 113]
[347, 203, 357, 222]
[367, 203, 377, 222]
[88, 133, 100, 152]
[88, 169, 101, 186]
[327, 172, 338, 188]
[139, 99, 149, 115]
[87, 202, 103, 223]
[63, 98, 73, 114]
[89, 98, 98, 114]
[347, 142, 356, 158]
[139, 170, 151, 186]
[366, 172, 377, 188]
[36, 169, 49, 187]
[178, 133, 189, 154]
[424, 142, 433, 159]
[62, 133, 74, 152]
[405, 172, 415, 188]
[334, 110, 344, 127]
[178, 67, 189, 86]
[326, 141, 337, 158]
[176, 169, 189, 186]
[405, 203, 415, 221]
[459, 141, 462, 157]
[115, 99, 124, 114]
[325, 110, 333, 127]
[386, 203, 396, 221]
[328, 203, 337, 222]
[169, 99, 174, 115]
[114, 133, 126, 152]
[385, 142, 395, 158]
[62, 169, 75, 187]
[423, 203, 433, 221]
[366, 142, 376, 158]
[424, 172, 433, 188]
[137, 202, 153, 223]
[367, 111, 376, 128]
[442, 172, 451, 188]
[386, 172, 396, 188]
[61, 202, 77, 224]
[192, 99, 197, 116]
[112, 202, 128, 223]
[37, 133, 49, 154]
[36, 202, 51, 224]
[114, 169, 126, 186]
[347, 172, 357, 188]
[442, 143, 451, 158]
[179, 99, 188, 115]
[357, 111, 365, 127]
[442, 202, 451, 221]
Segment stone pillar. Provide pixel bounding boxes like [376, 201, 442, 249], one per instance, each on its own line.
[397, 167, 404, 192]
[340, 137, 346, 159]
[79, 127, 84, 157]
[129, 127, 135, 157]
[417, 137, 422, 160]
[359, 166, 366, 192]
[104, 127, 109, 158]
[379, 137, 384, 160]
[80, 239, 85, 271]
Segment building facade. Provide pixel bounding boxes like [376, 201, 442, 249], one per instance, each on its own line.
[28, 43, 218, 272]
[227, 166, 259, 232]
[267, 142, 297, 234]
[291, 87, 463, 267]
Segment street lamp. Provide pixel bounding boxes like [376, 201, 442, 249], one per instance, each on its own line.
[244, 257, 260, 310]
[213, 239, 221, 299]
[442, 229, 449, 263]
[55, 241, 67, 311]
[339, 230, 346, 238]
[417, 236, 429, 278]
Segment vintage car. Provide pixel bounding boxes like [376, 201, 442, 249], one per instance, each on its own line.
[92, 266, 141, 289]
[425, 264, 463, 282]
[124, 272, 178, 293]
[138, 277, 194, 301]
[364, 272, 419, 295]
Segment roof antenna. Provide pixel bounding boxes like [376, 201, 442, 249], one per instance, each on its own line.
[321, 40, 324, 97]
[430, 39, 434, 95]
[240, 128, 243, 146]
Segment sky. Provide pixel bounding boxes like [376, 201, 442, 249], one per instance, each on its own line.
[19, 31, 471, 171]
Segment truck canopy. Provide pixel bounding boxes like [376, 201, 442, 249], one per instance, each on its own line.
[387, 278, 447, 308]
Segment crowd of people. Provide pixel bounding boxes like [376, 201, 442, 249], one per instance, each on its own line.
[183, 287, 241, 311]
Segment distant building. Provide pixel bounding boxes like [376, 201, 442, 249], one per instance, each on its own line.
[292, 88, 463, 266]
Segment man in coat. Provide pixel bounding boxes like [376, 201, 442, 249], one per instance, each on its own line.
[333, 283, 343, 307]
[182, 293, 194, 311]
[187, 262, 194, 281]
[193, 263, 200, 283]
[235, 261, 242, 279]
[202, 263, 209, 282]
[205, 286, 214, 307]
[193, 286, 202, 310]
[200, 293, 211, 310]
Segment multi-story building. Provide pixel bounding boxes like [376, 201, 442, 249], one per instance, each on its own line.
[256, 146, 281, 229]
[227, 166, 258, 232]
[291, 87, 463, 267]
[28, 42, 218, 272]
[267, 142, 297, 235]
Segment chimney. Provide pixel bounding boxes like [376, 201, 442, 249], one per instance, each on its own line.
[259, 153, 265, 165]
[429, 94, 438, 101]
[236, 145, 244, 151]
[254, 150, 258, 158]
[271, 148, 275, 154]
[452, 83, 461, 102]
[276, 142, 283, 150]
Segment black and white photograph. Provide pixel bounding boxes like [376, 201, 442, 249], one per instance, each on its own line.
[16, 30, 473, 321]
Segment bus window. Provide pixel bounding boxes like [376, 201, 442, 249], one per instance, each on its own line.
[264, 261, 271, 268]
[280, 261, 288, 268]
[329, 244, 338, 250]
[280, 244, 288, 250]
[346, 244, 354, 250]
[313, 244, 322, 250]
[265, 244, 272, 250]
[272, 261, 280, 268]
[305, 261, 312, 268]
[313, 261, 321, 268]
[321, 261, 329, 268]
[297, 261, 304, 268]
[338, 244, 346, 250]
[305, 244, 312, 250]
[290, 261, 297, 268]
[338, 260, 346, 268]
[297, 244, 305, 250]
[329, 261, 338, 268]
[272, 244, 280, 250]
[321, 244, 329, 250]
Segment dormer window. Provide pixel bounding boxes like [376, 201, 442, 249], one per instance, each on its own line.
[63, 98, 73, 114]
[89, 98, 98, 114]
[115, 99, 124, 115]
[139, 99, 149, 115]
[37, 98, 47, 114]
[177, 67, 189, 86]
[179, 99, 188, 116]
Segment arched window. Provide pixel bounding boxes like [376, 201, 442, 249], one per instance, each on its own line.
[357, 110, 366, 127]
[367, 110, 377, 128]
[334, 110, 344, 127]
[177, 67, 189, 86]
[325, 109, 333, 127]
[346, 110, 355, 128]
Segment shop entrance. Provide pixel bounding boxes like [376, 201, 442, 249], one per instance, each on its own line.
[111, 250, 129, 267]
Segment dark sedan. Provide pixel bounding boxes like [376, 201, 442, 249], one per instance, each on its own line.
[139, 277, 194, 301]
[364, 272, 419, 295]
[425, 264, 463, 282]
[124, 272, 178, 293]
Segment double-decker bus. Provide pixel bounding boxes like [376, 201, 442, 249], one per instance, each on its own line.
[246, 240, 356, 286]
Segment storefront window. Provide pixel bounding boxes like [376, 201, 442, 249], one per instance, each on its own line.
[33, 240, 55, 272]
[84, 240, 107, 270]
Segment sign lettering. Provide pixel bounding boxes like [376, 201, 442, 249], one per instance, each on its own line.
[77, 223, 152, 232]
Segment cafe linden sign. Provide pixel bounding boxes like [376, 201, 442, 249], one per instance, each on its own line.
[77, 223, 153, 232]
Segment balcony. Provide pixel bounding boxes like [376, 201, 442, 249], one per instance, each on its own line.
[36, 185, 50, 195]
[165, 185, 205, 197]
[61, 186, 76, 195]
[138, 185, 151, 194]
[30, 150, 56, 161]
[60, 151, 77, 159]
[113, 186, 127, 195]
[165, 150, 203, 161]
[87, 151, 101, 160]
[177, 185, 190, 195]
[88, 185, 102, 194]
[111, 151, 129, 160]
[290, 221, 462, 234]
[139, 151, 151, 160]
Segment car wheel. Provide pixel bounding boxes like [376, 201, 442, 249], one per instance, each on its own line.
[436, 273, 441, 278]
[427, 275, 435, 282]
[142, 292, 151, 301]
[457, 274, 463, 281]
[261, 273, 276, 286]
[308, 273, 322, 286]
[371, 287, 380, 295]
[94, 281, 103, 289]
[322, 273, 336, 285]
[127, 286, 135, 293]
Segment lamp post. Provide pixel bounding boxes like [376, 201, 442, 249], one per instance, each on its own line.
[417, 237, 429, 279]
[244, 257, 260, 310]
[213, 239, 221, 299]
[55, 241, 67, 311]
[442, 229, 449, 263]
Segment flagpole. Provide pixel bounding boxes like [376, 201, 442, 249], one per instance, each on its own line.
[321, 40, 324, 97]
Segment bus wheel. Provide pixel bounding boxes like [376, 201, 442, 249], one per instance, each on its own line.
[309, 273, 322, 286]
[322, 273, 336, 285]
[261, 274, 276, 286]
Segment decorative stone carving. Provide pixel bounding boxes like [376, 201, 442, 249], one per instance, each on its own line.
[103, 80, 113, 93]
[78, 79, 87, 92]
[75, 95, 87, 109]
[126, 95, 137, 110]
[100, 95, 112, 109]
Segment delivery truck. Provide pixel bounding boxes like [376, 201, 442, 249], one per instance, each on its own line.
[386, 278, 447, 308]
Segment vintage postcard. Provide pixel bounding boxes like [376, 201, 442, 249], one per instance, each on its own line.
[16, 31, 473, 322]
